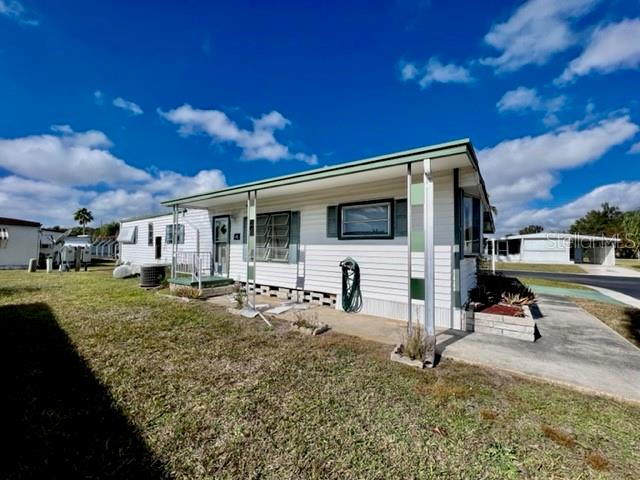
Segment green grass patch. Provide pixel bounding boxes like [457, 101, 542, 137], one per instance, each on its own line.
[1, 269, 639, 478]
[517, 276, 591, 290]
[496, 262, 586, 273]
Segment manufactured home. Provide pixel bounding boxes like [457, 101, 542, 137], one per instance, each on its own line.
[132, 139, 494, 331]
[485, 233, 619, 266]
[0, 217, 41, 269]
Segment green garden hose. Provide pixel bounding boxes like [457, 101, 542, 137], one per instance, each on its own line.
[340, 257, 362, 313]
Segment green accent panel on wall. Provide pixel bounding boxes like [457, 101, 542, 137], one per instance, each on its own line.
[247, 265, 255, 280]
[411, 231, 424, 252]
[410, 183, 424, 205]
[411, 278, 425, 300]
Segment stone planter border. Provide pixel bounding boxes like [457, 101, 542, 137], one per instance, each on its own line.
[389, 344, 427, 369]
[468, 304, 537, 342]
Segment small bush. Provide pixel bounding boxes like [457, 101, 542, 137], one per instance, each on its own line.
[293, 311, 318, 329]
[233, 286, 247, 309]
[469, 274, 535, 308]
[403, 324, 426, 360]
[172, 287, 201, 299]
[540, 424, 576, 448]
[585, 451, 609, 471]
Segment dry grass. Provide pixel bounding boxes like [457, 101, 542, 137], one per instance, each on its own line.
[1, 267, 640, 479]
[617, 258, 640, 272]
[585, 451, 610, 471]
[574, 298, 640, 348]
[540, 424, 576, 448]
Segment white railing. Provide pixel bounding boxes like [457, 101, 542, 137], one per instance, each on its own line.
[175, 251, 211, 290]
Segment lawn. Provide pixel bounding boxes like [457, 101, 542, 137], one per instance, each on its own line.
[617, 258, 640, 272]
[517, 276, 591, 291]
[574, 299, 640, 349]
[494, 262, 586, 274]
[2, 267, 639, 479]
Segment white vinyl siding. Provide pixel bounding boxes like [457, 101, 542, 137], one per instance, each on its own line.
[0, 224, 40, 269]
[119, 210, 212, 269]
[214, 172, 456, 328]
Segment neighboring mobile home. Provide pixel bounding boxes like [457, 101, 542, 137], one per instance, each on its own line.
[485, 233, 619, 266]
[136, 139, 494, 331]
[0, 217, 41, 269]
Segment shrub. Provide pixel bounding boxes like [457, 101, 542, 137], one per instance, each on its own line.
[403, 324, 426, 360]
[172, 287, 201, 299]
[469, 274, 535, 308]
[293, 311, 318, 329]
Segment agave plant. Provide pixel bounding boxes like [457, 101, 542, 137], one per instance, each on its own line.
[501, 289, 535, 306]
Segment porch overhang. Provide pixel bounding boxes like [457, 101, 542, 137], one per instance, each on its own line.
[160, 139, 493, 221]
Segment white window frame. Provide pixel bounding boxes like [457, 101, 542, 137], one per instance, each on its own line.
[339, 200, 393, 240]
[463, 195, 481, 255]
[255, 212, 290, 262]
[166, 224, 185, 245]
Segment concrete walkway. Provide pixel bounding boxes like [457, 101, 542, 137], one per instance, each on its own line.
[438, 295, 640, 403]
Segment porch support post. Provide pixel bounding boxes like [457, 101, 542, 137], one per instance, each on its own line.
[171, 204, 177, 278]
[246, 190, 258, 307]
[423, 158, 436, 367]
[406, 162, 412, 335]
[252, 190, 257, 308]
[246, 192, 251, 302]
[491, 238, 496, 274]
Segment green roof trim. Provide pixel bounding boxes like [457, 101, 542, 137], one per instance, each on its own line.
[161, 138, 474, 207]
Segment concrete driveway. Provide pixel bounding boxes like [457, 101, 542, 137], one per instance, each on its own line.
[438, 295, 640, 403]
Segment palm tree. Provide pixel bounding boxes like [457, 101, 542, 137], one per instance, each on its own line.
[73, 208, 94, 234]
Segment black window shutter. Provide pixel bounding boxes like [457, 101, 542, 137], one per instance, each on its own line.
[395, 199, 407, 237]
[326, 206, 337, 238]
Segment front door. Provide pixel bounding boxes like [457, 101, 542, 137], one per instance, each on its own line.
[213, 216, 230, 276]
[155, 236, 162, 260]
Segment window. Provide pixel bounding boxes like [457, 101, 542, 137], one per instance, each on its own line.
[117, 226, 137, 244]
[148, 223, 154, 246]
[165, 224, 185, 244]
[463, 195, 481, 255]
[339, 200, 393, 239]
[498, 240, 508, 255]
[0, 227, 8, 248]
[255, 212, 290, 262]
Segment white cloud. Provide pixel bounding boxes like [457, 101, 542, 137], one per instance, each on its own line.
[496, 86, 567, 126]
[159, 104, 318, 165]
[0, 126, 227, 226]
[557, 18, 640, 84]
[479, 115, 639, 230]
[502, 181, 640, 232]
[481, 0, 599, 72]
[0, 0, 38, 26]
[628, 141, 640, 154]
[0, 126, 150, 185]
[399, 58, 473, 88]
[113, 97, 144, 115]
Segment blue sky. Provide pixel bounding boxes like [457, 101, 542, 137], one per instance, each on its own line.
[0, 0, 639, 232]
